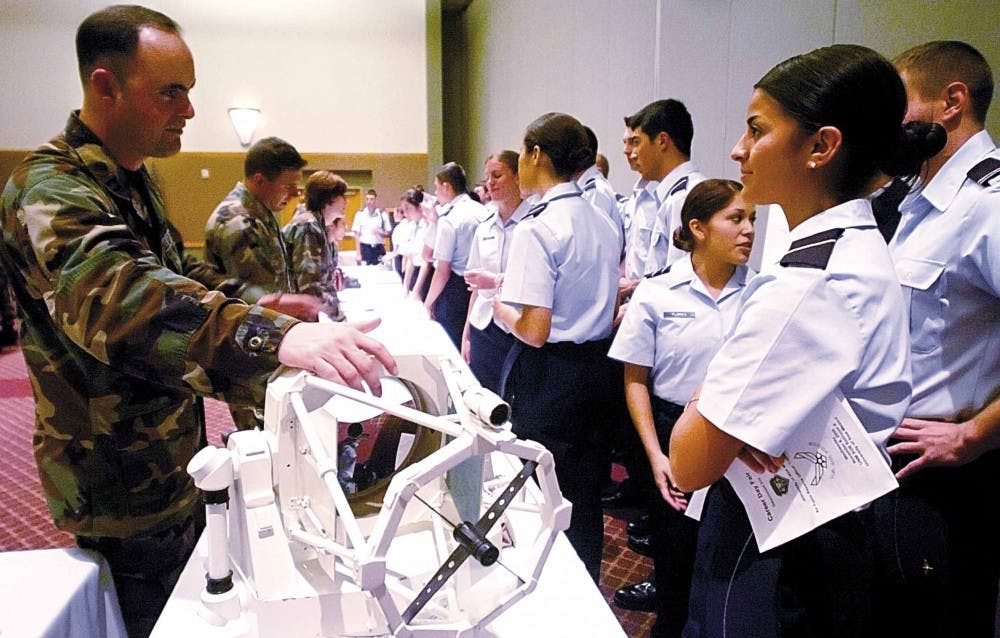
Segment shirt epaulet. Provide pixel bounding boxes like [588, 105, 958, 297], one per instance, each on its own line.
[967, 157, 1000, 188]
[667, 175, 690, 198]
[644, 264, 672, 279]
[779, 228, 845, 270]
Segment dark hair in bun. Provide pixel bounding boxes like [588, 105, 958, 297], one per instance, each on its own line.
[673, 179, 743, 252]
[756, 44, 942, 200]
[523, 112, 592, 180]
[401, 186, 424, 206]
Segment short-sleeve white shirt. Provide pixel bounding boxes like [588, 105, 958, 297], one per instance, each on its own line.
[577, 165, 625, 249]
[609, 257, 753, 404]
[501, 182, 620, 343]
[351, 207, 389, 246]
[646, 161, 705, 275]
[432, 193, 488, 275]
[622, 180, 660, 280]
[890, 130, 1000, 420]
[699, 199, 912, 456]
[466, 197, 533, 330]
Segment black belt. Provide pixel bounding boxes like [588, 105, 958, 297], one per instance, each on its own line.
[537, 337, 612, 361]
[650, 395, 685, 425]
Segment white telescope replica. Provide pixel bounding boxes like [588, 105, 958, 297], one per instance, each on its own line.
[187, 352, 571, 638]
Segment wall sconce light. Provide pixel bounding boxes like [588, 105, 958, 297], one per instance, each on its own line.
[228, 107, 261, 147]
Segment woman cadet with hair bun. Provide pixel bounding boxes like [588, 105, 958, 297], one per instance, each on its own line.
[669, 45, 944, 637]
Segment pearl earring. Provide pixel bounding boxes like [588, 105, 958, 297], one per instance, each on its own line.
[808, 161, 817, 169]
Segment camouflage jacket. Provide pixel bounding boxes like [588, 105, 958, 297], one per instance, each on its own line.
[0, 113, 298, 538]
[282, 206, 343, 320]
[204, 182, 293, 302]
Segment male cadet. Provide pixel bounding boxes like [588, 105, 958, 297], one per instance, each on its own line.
[619, 123, 660, 291]
[576, 126, 625, 249]
[626, 99, 704, 276]
[0, 7, 394, 637]
[352, 188, 391, 265]
[871, 41, 1000, 638]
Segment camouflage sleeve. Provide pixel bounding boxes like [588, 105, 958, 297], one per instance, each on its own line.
[283, 218, 343, 320]
[162, 216, 231, 290]
[11, 169, 298, 401]
[204, 209, 284, 303]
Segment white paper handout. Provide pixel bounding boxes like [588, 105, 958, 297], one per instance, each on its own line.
[724, 391, 898, 552]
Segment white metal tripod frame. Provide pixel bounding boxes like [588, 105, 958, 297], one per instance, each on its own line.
[260, 355, 572, 637]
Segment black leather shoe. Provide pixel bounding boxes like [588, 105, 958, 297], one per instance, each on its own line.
[601, 483, 625, 507]
[627, 513, 650, 537]
[628, 533, 654, 558]
[0, 326, 17, 349]
[601, 479, 643, 508]
[613, 579, 657, 612]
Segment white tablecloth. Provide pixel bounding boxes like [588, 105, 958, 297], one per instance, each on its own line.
[0, 548, 127, 638]
[151, 266, 625, 637]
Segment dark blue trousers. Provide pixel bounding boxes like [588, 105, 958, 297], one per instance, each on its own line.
[869, 449, 1000, 638]
[359, 242, 385, 265]
[468, 320, 516, 394]
[637, 397, 699, 638]
[432, 271, 470, 350]
[500, 338, 618, 583]
[683, 481, 873, 638]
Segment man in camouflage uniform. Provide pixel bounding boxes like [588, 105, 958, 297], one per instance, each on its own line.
[204, 136, 322, 429]
[204, 136, 316, 315]
[283, 170, 347, 321]
[0, 7, 394, 637]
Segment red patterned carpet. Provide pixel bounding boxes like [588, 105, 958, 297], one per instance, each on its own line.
[0, 345, 654, 636]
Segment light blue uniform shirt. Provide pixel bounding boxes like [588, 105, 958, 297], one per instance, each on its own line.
[351, 207, 390, 246]
[433, 192, 488, 276]
[890, 130, 1000, 420]
[466, 197, 534, 330]
[699, 199, 912, 456]
[646, 161, 706, 275]
[501, 182, 620, 344]
[622, 179, 660, 280]
[577, 165, 625, 249]
[609, 256, 752, 404]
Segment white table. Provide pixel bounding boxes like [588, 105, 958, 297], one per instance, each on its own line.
[151, 266, 626, 637]
[0, 548, 127, 638]
[152, 519, 624, 637]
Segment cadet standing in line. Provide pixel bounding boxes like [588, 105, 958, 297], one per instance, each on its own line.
[423, 162, 487, 348]
[494, 113, 620, 583]
[627, 99, 706, 276]
[461, 150, 532, 393]
[613, 98, 706, 605]
[576, 126, 625, 249]
[670, 45, 941, 637]
[871, 40, 1000, 638]
[351, 188, 391, 265]
[609, 179, 755, 637]
[0, 7, 395, 636]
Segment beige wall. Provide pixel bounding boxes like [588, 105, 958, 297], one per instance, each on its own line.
[147, 152, 427, 255]
[459, 0, 999, 193]
[0, 0, 428, 154]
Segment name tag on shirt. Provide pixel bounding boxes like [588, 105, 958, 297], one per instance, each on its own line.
[482, 235, 496, 241]
[662, 311, 695, 319]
